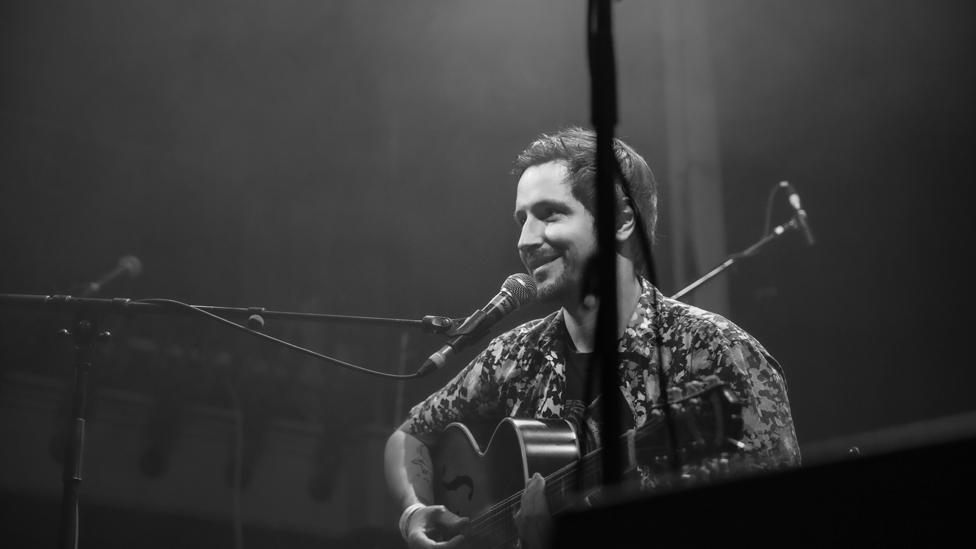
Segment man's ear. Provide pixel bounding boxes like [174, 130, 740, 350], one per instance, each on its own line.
[616, 198, 636, 242]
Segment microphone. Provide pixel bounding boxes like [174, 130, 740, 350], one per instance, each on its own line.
[416, 273, 537, 376]
[80, 255, 143, 297]
[780, 181, 816, 246]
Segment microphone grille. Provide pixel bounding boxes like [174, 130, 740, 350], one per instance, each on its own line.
[502, 273, 537, 307]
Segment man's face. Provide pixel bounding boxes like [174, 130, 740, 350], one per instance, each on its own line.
[514, 161, 597, 305]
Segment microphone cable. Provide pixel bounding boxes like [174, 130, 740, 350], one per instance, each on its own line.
[135, 298, 424, 380]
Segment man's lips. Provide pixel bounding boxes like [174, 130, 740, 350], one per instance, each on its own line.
[525, 255, 560, 271]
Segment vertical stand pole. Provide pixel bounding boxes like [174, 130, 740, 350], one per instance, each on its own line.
[591, 0, 623, 488]
[58, 318, 101, 549]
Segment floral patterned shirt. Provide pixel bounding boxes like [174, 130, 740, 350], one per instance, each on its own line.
[402, 281, 800, 478]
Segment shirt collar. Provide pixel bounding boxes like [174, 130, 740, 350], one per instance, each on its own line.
[533, 278, 660, 358]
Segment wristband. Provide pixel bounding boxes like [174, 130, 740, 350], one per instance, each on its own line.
[398, 502, 427, 539]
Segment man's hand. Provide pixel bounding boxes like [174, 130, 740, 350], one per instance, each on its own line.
[404, 504, 468, 549]
[514, 472, 552, 549]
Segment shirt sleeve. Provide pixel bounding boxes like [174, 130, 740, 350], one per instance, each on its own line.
[712, 334, 801, 470]
[399, 336, 510, 444]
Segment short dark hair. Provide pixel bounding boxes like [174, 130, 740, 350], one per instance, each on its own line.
[512, 127, 659, 273]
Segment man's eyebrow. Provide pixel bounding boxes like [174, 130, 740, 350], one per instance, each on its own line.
[532, 199, 569, 211]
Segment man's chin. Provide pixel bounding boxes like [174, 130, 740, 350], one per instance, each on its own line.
[534, 276, 577, 306]
[534, 284, 558, 304]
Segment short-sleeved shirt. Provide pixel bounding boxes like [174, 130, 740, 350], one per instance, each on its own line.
[402, 280, 800, 476]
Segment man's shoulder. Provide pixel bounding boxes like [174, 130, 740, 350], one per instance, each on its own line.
[653, 295, 785, 377]
[657, 296, 765, 350]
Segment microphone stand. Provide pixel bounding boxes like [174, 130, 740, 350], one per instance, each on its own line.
[57, 314, 104, 549]
[0, 294, 459, 549]
[0, 295, 459, 333]
[590, 0, 624, 490]
[671, 215, 808, 301]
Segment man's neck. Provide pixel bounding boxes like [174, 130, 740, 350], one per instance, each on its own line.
[561, 271, 643, 354]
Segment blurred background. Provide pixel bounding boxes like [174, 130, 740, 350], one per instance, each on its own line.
[1, 0, 973, 547]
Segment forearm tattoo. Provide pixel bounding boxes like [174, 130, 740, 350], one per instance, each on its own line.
[409, 445, 433, 504]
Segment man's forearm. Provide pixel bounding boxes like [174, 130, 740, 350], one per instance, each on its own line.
[384, 428, 436, 509]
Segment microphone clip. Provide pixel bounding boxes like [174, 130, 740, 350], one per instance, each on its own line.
[420, 310, 489, 337]
[779, 181, 816, 246]
[421, 315, 460, 334]
[445, 309, 488, 338]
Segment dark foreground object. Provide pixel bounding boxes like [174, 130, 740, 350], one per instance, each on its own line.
[554, 415, 975, 547]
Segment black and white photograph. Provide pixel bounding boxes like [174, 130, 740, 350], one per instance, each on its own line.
[1, 1, 973, 547]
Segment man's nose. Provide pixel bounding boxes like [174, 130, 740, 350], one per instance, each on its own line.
[518, 217, 544, 252]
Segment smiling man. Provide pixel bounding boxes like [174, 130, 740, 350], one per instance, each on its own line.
[385, 127, 800, 549]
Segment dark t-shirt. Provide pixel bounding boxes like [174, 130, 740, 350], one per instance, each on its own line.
[561, 337, 635, 456]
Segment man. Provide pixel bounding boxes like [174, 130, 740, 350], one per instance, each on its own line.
[385, 127, 800, 549]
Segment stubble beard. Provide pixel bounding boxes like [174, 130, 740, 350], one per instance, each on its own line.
[535, 266, 582, 308]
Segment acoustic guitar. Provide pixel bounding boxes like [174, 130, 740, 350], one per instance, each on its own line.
[432, 380, 744, 548]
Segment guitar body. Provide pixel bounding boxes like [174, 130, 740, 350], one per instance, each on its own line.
[433, 418, 579, 521]
[428, 382, 743, 548]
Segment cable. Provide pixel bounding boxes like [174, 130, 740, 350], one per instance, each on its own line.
[135, 299, 423, 380]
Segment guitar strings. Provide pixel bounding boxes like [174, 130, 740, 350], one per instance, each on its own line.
[463, 444, 613, 539]
[464, 412, 671, 538]
[461, 385, 721, 540]
[464, 421, 685, 542]
[464, 458, 609, 543]
[468, 408, 677, 535]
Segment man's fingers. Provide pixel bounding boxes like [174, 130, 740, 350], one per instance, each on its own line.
[431, 535, 466, 549]
[408, 528, 465, 549]
[430, 505, 468, 533]
[528, 472, 546, 494]
[406, 529, 438, 549]
[517, 473, 553, 549]
[439, 511, 469, 530]
[405, 506, 468, 549]
[521, 472, 549, 515]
